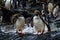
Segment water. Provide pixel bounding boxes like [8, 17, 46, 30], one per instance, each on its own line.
[1, 23, 16, 33]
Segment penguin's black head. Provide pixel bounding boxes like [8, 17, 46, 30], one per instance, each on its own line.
[34, 10, 41, 16]
[35, 13, 39, 16]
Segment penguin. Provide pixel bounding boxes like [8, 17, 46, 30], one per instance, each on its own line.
[5, 0, 11, 10]
[48, 3, 53, 13]
[33, 10, 45, 34]
[15, 14, 25, 32]
[53, 5, 59, 17]
[41, 10, 48, 33]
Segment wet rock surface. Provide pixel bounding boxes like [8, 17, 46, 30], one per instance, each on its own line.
[0, 30, 60, 40]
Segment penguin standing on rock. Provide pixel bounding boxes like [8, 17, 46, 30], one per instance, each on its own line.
[33, 10, 45, 34]
[13, 13, 25, 33]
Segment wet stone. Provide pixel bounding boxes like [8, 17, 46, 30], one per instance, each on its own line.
[0, 26, 60, 40]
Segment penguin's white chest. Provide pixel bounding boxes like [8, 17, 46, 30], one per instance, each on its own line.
[16, 17, 25, 26]
[33, 16, 44, 31]
[33, 16, 44, 26]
